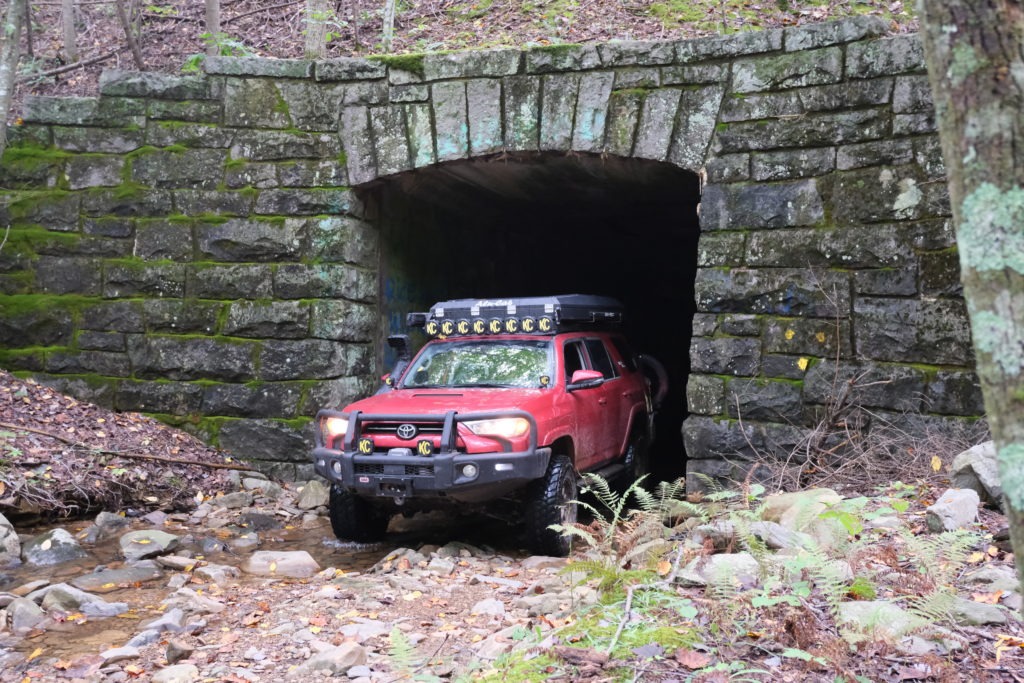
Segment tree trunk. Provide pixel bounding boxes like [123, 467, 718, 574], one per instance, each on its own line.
[0, 0, 27, 159]
[304, 0, 330, 59]
[62, 0, 79, 63]
[205, 0, 220, 56]
[919, 0, 1024, 601]
[381, 0, 396, 53]
[114, 0, 144, 69]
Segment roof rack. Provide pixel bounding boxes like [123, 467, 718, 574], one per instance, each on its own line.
[407, 295, 624, 337]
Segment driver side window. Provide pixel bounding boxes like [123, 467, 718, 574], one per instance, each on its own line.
[564, 341, 586, 383]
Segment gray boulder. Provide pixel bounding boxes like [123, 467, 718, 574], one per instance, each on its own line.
[152, 664, 200, 683]
[0, 512, 20, 566]
[37, 583, 129, 617]
[295, 480, 329, 509]
[3, 597, 46, 632]
[678, 552, 761, 587]
[120, 529, 180, 560]
[21, 528, 89, 566]
[951, 441, 1002, 509]
[243, 550, 320, 578]
[950, 596, 1006, 626]
[925, 488, 980, 532]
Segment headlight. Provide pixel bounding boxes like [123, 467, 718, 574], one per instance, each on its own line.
[320, 415, 348, 445]
[464, 417, 530, 439]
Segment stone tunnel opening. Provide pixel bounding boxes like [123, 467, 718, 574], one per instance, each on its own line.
[357, 152, 701, 482]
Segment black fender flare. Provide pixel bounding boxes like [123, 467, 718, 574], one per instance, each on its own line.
[638, 353, 669, 411]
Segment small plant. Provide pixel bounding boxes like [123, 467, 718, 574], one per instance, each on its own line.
[182, 33, 254, 74]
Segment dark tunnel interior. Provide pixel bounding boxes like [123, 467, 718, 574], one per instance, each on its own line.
[357, 152, 701, 481]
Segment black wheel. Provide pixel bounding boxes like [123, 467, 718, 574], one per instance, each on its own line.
[525, 455, 578, 557]
[623, 426, 651, 484]
[329, 484, 390, 542]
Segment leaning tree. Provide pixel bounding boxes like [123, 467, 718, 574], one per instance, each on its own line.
[919, 0, 1024, 597]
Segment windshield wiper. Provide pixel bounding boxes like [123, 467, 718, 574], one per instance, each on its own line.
[449, 382, 515, 388]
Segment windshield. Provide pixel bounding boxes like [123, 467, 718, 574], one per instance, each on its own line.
[401, 340, 553, 389]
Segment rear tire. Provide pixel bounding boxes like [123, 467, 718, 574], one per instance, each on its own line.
[525, 455, 578, 557]
[623, 426, 651, 484]
[329, 484, 390, 542]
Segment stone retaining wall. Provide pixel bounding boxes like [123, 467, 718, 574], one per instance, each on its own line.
[0, 17, 982, 482]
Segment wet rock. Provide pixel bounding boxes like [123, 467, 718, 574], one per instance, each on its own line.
[0, 513, 20, 567]
[156, 555, 197, 571]
[127, 629, 161, 647]
[38, 583, 129, 617]
[21, 528, 89, 566]
[474, 625, 521, 660]
[925, 488, 980, 532]
[194, 562, 241, 586]
[470, 574, 525, 590]
[227, 531, 260, 551]
[166, 639, 195, 664]
[239, 512, 282, 531]
[141, 606, 187, 633]
[71, 566, 165, 593]
[100, 646, 140, 665]
[152, 663, 200, 683]
[951, 441, 1002, 509]
[244, 647, 266, 661]
[215, 491, 254, 509]
[760, 488, 846, 548]
[144, 510, 168, 525]
[3, 597, 46, 632]
[119, 529, 180, 560]
[289, 642, 367, 677]
[295, 480, 329, 509]
[10, 579, 48, 596]
[95, 511, 131, 533]
[243, 551, 320, 578]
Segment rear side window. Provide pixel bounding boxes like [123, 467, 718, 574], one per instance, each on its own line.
[585, 339, 617, 379]
[610, 336, 638, 372]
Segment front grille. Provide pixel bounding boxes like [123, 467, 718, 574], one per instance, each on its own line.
[363, 422, 445, 438]
[353, 463, 435, 477]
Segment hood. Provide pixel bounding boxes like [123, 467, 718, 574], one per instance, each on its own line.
[344, 387, 552, 417]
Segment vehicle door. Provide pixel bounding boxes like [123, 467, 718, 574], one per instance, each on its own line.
[583, 337, 627, 463]
[562, 338, 604, 471]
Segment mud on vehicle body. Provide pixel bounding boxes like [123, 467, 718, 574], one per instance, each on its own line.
[312, 295, 667, 555]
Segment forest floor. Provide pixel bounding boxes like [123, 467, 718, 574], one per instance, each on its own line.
[9, 0, 918, 118]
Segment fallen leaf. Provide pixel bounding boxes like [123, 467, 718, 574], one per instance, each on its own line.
[656, 560, 672, 576]
[632, 642, 665, 659]
[27, 648, 44, 662]
[402, 591, 423, 601]
[676, 649, 712, 669]
[972, 591, 1003, 604]
[931, 455, 942, 472]
[967, 551, 986, 563]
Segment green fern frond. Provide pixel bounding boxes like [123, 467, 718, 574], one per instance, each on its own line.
[388, 625, 421, 674]
[548, 523, 600, 547]
[907, 588, 957, 625]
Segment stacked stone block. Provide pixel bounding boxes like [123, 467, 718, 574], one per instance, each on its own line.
[0, 17, 982, 482]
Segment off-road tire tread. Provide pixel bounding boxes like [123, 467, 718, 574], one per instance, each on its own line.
[328, 484, 389, 542]
[524, 455, 577, 557]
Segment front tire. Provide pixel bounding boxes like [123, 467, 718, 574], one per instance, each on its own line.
[329, 485, 390, 542]
[525, 455, 578, 556]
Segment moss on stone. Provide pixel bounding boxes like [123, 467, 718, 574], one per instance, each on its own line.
[370, 53, 427, 77]
[7, 190, 73, 219]
[0, 293, 98, 318]
[113, 181, 148, 200]
[532, 42, 582, 55]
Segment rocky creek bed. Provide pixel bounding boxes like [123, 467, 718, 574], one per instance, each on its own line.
[4, 373, 1024, 681]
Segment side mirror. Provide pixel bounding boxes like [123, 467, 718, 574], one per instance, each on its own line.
[567, 369, 604, 391]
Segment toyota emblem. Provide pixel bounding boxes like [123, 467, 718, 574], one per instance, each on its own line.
[396, 423, 418, 440]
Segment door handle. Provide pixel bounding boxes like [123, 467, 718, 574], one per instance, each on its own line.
[598, 398, 607, 405]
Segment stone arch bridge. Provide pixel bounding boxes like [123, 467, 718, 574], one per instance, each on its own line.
[0, 17, 980, 483]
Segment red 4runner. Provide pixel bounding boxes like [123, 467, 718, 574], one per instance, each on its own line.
[311, 295, 667, 556]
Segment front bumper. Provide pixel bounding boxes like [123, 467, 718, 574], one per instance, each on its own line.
[311, 409, 552, 502]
